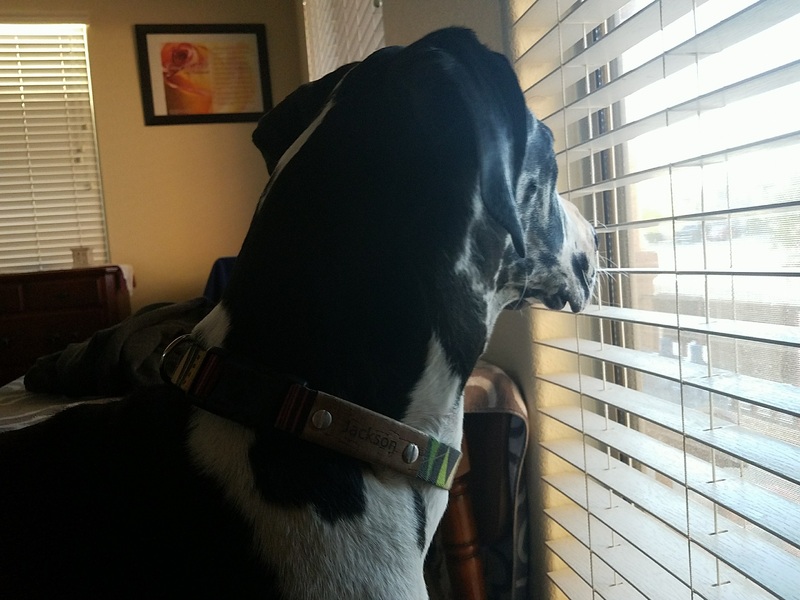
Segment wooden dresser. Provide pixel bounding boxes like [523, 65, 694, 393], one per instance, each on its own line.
[0, 266, 132, 384]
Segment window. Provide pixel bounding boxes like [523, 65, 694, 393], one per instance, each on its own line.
[510, 1, 800, 598]
[302, 0, 385, 81]
[0, 23, 107, 273]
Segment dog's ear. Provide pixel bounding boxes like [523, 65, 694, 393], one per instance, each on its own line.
[474, 51, 528, 257]
[252, 63, 357, 174]
[394, 29, 528, 256]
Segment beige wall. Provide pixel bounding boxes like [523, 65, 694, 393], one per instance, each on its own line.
[2, 0, 303, 311]
[383, 0, 508, 53]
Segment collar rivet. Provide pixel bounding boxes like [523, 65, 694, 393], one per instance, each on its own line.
[311, 409, 333, 430]
[402, 443, 420, 464]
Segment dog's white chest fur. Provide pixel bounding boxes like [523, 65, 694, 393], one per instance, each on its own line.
[189, 309, 462, 599]
[188, 414, 431, 598]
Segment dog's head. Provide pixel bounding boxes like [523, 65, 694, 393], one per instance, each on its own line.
[495, 112, 598, 313]
[250, 29, 596, 323]
[220, 27, 596, 394]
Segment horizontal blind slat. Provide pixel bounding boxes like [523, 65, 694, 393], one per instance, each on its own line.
[696, 425, 800, 485]
[582, 304, 800, 347]
[541, 18, 800, 127]
[537, 336, 800, 416]
[537, 337, 689, 381]
[526, 0, 800, 104]
[577, 199, 800, 233]
[562, 131, 800, 199]
[303, 0, 384, 81]
[511, 0, 558, 58]
[585, 267, 800, 277]
[547, 565, 594, 600]
[547, 537, 592, 583]
[542, 405, 710, 482]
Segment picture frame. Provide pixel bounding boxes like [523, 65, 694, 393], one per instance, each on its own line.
[135, 24, 272, 126]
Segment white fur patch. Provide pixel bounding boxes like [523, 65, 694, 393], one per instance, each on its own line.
[187, 411, 430, 599]
[454, 190, 504, 344]
[403, 336, 464, 451]
[454, 190, 491, 297]
[454, 192, 481, 278]
[256, 101, 334, 212]
[192, 303, 231, 348]
[402, 335, 464, 548]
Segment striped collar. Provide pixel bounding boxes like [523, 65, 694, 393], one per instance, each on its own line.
[160, 335, 461, 490]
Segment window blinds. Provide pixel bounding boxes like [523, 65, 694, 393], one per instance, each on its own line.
[0, 24, 107, 273]
[509, 1, 800, 599]
[302, 0, 385, 81]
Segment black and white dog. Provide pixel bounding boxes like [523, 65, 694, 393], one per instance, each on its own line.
[0, 28, 595, 599]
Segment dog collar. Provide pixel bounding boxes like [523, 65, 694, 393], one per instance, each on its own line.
[160, 335, 461, 490]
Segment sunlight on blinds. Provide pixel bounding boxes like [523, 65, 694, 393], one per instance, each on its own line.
[0, 24, 108, 273]
[510, 1, 800, 599]
[302, 0, 385, 81]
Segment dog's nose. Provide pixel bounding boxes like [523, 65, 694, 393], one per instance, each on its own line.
[543, 286, 569, 311]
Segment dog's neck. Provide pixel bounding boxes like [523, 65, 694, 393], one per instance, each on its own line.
[191, 238, 500, 440]
[200, 182, 506, 428]
[188, 184, 509, 484]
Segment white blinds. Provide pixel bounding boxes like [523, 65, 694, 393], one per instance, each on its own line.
[509, 1, 800, 599]
[302, 0, 385, 81]
[0, 24, 108, 273]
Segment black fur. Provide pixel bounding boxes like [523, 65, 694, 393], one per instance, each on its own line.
[0, 387, 279, 598]
[252, 62, 358, 174]
[412, 487, 427, 551]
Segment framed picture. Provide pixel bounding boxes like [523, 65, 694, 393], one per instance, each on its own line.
[135, 24, 272, 125]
